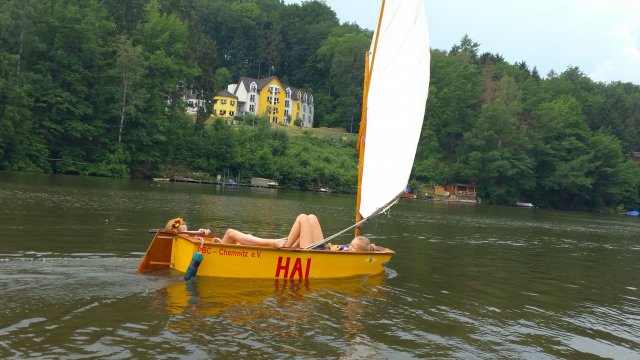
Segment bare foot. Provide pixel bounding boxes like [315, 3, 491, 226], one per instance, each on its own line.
[198, 228, 211, 236]
[213, 237, 222, 243]
[272, 238, 287, 248]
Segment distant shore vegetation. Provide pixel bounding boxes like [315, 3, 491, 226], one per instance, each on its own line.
[0, 1, 639, 211]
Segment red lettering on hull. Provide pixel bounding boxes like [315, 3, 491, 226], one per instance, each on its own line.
[290, 258, 303, 278]
[304, 258, 311, 279]
[275, 256, 290, 278]
[197, 246, 211, 254]
[275, 256, 312, 279]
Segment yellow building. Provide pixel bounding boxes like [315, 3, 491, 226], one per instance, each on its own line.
[212, 89, 238, 118]
[258, 77, 286, 124]
[225, 76, 314, 127]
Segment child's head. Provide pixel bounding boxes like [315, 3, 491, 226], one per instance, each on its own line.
[350, 236, 374, 251]
[166, 217, 187, 232]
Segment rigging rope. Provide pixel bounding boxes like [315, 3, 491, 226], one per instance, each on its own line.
[303, 190, 404, 249]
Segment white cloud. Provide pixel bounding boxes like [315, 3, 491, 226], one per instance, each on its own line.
[588, 11, 640, 83]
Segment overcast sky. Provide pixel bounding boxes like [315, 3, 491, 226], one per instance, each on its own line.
[284, 0, 640, 85]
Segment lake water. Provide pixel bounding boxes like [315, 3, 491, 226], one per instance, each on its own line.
[1, 172, 639, 359]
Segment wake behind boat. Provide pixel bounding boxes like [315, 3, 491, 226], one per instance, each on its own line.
[137, 0, 430, 279]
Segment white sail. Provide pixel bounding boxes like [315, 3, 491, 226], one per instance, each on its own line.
[358, 0, 430, 218]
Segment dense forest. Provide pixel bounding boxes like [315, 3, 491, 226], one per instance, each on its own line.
[0, 0, 639, 211]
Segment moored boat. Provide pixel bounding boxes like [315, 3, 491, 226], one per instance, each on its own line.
[516, 201, 535, 208]
[400, 192, 418, 200]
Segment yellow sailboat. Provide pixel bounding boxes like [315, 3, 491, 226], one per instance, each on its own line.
[137, 231, 395, 279]
[137, 0, 430, 279]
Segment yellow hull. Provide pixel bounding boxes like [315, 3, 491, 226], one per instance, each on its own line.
[138, 231, 395, 279]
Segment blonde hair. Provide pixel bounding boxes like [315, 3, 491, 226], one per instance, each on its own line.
[351, 236, 375, 251]
[165, 217, 185, 231]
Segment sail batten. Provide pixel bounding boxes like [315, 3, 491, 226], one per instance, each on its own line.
[357, 0, 430, 219]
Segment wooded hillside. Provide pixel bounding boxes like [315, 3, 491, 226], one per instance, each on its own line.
[0, 0, 639, 210]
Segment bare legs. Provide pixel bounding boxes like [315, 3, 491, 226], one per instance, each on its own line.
[284, 214, 324, 248]
[221, 229, 286, 248]
[217, 214, 323, 249]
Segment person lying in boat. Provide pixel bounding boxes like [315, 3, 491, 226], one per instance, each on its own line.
[166, 215, 375, 251]
[221, 214, 375, 251]
[165, 217, 287, 248]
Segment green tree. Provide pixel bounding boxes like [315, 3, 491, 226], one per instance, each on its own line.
[529, 97, 593, 208]
[412, 127, 449, 186]
[458, 88, 533, 204]
[426, 49, 481, 156]
[26, 0, 117, 173]
[199, 1, 261, 79]
[115, 35, 145, 144]
[593, 82, 640, 152]
[278, 1, 339, 85]
[213, 67, 232, 93]
[313, 29, 369, 129]
[101, 0, 147, 35]
[127, 0, 197, 168]
[0, 1, 36, 169]
[189, 32, 218, 135]
[449, 34, 480, 62]
[258, 21, 284, 77]
[584, 130, 639, 209]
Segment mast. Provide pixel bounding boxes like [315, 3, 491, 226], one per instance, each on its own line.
[355, 0, 386, 236]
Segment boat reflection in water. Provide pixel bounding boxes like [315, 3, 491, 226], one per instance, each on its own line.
[152, 273, 388, 345]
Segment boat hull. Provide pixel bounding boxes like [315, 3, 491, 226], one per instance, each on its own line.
[138, 231, 395, 279]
